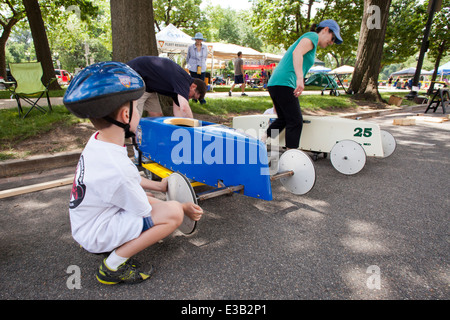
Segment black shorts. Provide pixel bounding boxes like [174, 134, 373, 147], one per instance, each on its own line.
[234, 74, 244, 84]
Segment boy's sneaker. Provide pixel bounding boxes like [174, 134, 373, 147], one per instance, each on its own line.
[96, 258, 155, 285]
[241, 93, 248, 96]
[228, 91, 232, 96]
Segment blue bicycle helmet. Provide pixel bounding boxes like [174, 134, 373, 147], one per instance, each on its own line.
[63, 61, 145, 119]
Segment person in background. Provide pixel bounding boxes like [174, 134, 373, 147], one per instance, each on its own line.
[263, 20, 343, 149]
[186, 32, 208, 104]
[229, 51, 247, 96]
[127, 56, 206, 119]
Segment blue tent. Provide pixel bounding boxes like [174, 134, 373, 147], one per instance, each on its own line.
[437, 61, 450, 75]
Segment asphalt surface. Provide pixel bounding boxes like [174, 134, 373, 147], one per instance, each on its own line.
[0, 106, 449, 307]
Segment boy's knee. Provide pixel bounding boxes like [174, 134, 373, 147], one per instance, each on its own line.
[166, 201, 184, 227]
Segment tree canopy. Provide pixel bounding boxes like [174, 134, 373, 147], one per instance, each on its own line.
[1, 0, 446, 88]
[0, 0, 99, 79]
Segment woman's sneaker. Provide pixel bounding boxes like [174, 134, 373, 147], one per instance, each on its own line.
[96, 258, 155, 285]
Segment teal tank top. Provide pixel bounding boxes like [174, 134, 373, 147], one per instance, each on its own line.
[268, 32, 319, 89]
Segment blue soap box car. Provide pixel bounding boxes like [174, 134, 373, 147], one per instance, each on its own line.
[136, 117, 316, 234]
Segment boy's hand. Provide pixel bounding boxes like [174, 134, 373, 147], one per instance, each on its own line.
[183, 203, 203, 221]
[160, 177, 168, 192]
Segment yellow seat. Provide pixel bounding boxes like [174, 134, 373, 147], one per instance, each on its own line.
[163, 117, 200, 127]
[142, 162, 204, 187]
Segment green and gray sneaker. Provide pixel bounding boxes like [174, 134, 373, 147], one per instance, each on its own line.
[96, 258, 155, 285]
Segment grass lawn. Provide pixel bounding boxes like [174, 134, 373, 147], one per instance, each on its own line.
[0, 89, 66, 99]
[190, 94, 358, 116]
[0, 88, 418, 160]
[0, 105, 82, 160]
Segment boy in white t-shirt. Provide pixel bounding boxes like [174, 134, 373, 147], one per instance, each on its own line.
[63, 62, 203, 285]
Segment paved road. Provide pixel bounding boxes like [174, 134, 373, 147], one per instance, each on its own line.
[0, 109, 448, 306]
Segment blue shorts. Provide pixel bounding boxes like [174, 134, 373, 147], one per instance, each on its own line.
[234, 75, 244, 84]
[142, 216, 154, 232]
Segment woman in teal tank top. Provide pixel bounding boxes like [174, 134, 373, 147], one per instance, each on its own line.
[265, 20, 343, 149]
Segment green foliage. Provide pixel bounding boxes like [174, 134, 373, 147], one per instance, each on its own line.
[251, 0, 310, 49]
[250, 0, 430, 70]
[427, 0, 450, 62]
[2, 0, 442, 93]
[200, 5, 263, 50]
[45, 0, 110, 72]
[383, 0, 427, 66]
[249, 0, 366, 67]
[1, 0, 102, 75]
[314, 0, 363, 67]
[153, 0, 205, 32]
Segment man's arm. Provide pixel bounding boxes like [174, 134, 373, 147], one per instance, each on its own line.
[173, 95, 194, 118]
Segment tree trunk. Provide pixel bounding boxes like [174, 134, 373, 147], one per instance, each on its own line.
[0, 18, 19, 80]
[0, 33, 10, 81]
[349, 0, 391, 102]
[23, 0, 61, 90]
[110, 0, 173, 116]
[427, 39, 446, 95]
[110, 0, 158, 62]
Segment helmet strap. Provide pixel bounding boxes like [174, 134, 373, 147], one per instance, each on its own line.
[103, 101, 134, 138]
[103, 101, 143, 167]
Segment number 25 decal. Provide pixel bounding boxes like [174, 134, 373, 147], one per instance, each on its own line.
[354, 127, 373, 137]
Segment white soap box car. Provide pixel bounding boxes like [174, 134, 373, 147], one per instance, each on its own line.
[232, 114, 396, 175]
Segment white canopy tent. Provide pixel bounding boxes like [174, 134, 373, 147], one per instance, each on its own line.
[390, 67, 433, 77]
[329, 65, 354, 75]
[308, 66, 332, 73]
[264, 53, 283, 63]
[155, 24, 193, 53]
[207, 42, 265, 60]
[262, 53, 325, 67]
[156, 24, 265, 60]
[155, 24, 267, 80]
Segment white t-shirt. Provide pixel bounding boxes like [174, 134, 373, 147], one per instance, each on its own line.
[69, 132, 152, 253]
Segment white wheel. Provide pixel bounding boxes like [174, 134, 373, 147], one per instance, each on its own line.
[166, 172, 198, 234]
[380, 130, 396, 158]
[278, 149, 316, 195]
[330, 140, 366, 175]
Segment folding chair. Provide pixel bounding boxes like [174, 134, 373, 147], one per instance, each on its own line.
[7, 62, 56, 118]
[425, 88, 449, 114]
